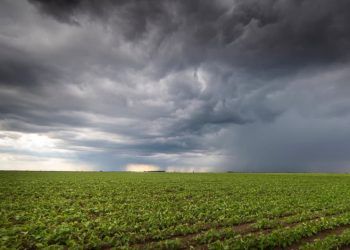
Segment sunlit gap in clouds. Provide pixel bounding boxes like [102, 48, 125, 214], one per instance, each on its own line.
[125, 164, 160, 172]
[0, 131, 64, 153]
[0, 153, 92, 171]
[0, 131, 92, 171]
[124, 164, 214, 172]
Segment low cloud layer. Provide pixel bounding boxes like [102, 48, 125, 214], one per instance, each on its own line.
[1, 0, 350, 172]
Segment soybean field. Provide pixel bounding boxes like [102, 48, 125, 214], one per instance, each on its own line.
[1, 172, 350, 249]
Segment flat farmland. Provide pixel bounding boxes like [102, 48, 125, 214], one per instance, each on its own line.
[1, 172, 350, 249]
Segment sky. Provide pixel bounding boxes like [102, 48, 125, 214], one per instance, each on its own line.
[1, 0, 350, 172]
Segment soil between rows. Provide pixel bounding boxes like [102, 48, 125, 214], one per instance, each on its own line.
[286, 225, 350, 250]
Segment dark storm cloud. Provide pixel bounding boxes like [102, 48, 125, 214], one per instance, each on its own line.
[0, 43, 60, 89]
[30, 0, 350, 70]
[1, 0, 350, 171]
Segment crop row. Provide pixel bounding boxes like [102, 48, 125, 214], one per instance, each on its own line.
[132, 208, 350, 249]
[136, 212, 350, 249]
[301, 228, 350, 249]
[206, 211, 350, 249]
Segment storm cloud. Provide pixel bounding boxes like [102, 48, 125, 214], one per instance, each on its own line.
[1, 0, 350, 172]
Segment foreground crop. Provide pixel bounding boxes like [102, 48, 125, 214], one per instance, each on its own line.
[1, 172, 350, 249]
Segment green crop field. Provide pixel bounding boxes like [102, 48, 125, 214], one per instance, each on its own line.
[1, 172, 350, 249]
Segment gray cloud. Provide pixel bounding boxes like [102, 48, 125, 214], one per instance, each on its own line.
[29, 0, 350, 71]
[0, 0, 350, 171]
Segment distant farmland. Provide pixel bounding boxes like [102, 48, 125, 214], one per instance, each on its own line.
[1, 172, 350, 249]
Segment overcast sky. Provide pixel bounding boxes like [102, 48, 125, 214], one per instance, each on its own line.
[1, 0, 350, 172]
